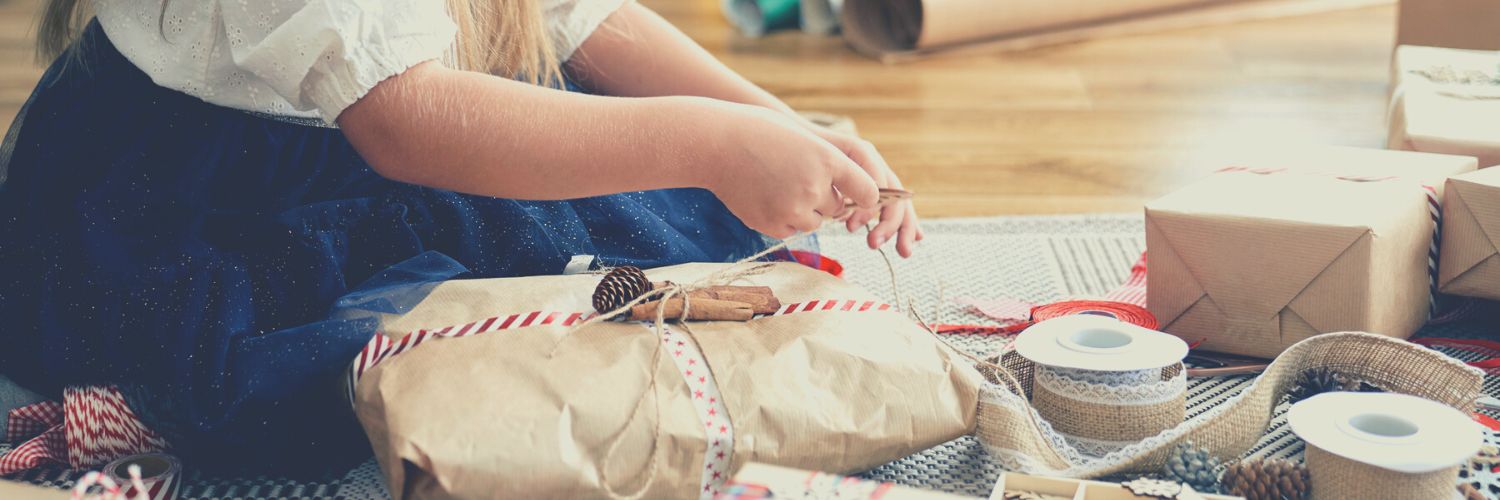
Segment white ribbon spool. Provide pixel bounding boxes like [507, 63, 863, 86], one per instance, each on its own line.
[1015, 315, 1190, 455]
[1289, 392, 1481, 500]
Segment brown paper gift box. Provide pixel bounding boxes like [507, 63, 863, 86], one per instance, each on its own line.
[1396, 0, 1500, 51]
[1387, 45, 1500, 169]
[352, 262, 984, 499]
[1438, 167, 1500, 300]
[1145, 147, 1476, 358]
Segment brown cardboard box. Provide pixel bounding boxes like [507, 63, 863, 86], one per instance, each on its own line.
[1438, 167, 1500, 300]
[1397, 0, 1500, 50]
[1146, 147, 1476, 358]
[1387, 45, 1500, 168]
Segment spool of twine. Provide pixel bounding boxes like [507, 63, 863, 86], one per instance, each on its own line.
[1305, 445, 1458, 500]
[1030, 364, 1186, 453]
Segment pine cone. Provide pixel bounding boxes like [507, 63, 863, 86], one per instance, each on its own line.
[1221, 458, 1309, 500]
[1286, 367, 1353, 405]
[592, 266, 652, 313]
[1164, 440, 1220, 493]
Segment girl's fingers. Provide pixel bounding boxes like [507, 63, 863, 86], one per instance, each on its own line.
[868, 202, 905, 249]
[831, 159, 880, 210]
[845, 208, 875, 232]
[896, 204, 920, 258]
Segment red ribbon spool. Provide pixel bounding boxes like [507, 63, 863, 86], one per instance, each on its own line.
[1028, 300, 1158, 330]
[934, 300, 1158, 336]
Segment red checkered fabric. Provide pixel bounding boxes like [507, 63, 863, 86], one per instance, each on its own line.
[1, 401, 66, 474]
[0, 385, 167, 474]
[5, 400, 61, 443]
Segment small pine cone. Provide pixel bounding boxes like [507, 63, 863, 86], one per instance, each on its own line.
[1221, 458, 1309, 500]
[1164, 440, 1221, 493]
[1286, 368, 1353, 405]
[592, 266, 652, 313]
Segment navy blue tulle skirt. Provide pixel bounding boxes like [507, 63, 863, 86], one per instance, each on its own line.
[0, 23, 772, 474]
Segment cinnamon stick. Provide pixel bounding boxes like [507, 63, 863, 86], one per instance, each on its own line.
[628, 298, 754, 322]
[647, 284, 782, 315]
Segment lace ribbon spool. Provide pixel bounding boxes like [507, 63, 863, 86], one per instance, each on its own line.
[1289, 392, 1481, 500]
[1014, 315, 1189, 455]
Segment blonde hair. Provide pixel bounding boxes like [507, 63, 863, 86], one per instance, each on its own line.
[37, 0, 563, 87]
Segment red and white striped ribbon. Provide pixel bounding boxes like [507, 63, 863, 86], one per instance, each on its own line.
[346, 300, 894, 397]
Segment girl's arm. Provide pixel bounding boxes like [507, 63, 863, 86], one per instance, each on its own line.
[565, 3, 923, 257]
[338, 61, 879, 240]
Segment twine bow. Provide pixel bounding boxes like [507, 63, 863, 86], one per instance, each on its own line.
[578, 236, 804, 499]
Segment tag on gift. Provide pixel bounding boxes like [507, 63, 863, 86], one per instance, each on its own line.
[562, 255, 595, 275]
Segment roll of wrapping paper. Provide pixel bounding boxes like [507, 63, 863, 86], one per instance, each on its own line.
[839, 0, 1391, 62]
[104, 453, 182, 500]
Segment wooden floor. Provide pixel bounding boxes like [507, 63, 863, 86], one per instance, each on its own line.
[0, 0, 1399, 217]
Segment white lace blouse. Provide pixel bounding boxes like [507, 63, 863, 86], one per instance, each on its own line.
[95, 0, 626, 124]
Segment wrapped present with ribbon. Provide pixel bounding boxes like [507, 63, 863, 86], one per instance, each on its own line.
[348, 260, 985, 499]
[1388, 45, 1500, 169]
[1144, 147, 1476, 358]
[1438, 167, 1500, 301]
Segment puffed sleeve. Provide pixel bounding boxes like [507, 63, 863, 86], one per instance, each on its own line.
[219, 0, 458, 122]
[542, 0, 630, 61]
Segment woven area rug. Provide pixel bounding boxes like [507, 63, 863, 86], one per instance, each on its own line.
[4, 214, 1498, 498]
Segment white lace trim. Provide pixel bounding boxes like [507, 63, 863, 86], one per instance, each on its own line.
[1034, 366, 1185, 405]
[1063, 435, 1137, 458]
[1044, 366, 1160, 386]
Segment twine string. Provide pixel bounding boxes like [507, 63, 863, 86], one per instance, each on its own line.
[589, 225, 1040, 498]
[589, 236, 803, 499]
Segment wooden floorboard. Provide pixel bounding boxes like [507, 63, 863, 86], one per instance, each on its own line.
[0, 0, 1397, 217]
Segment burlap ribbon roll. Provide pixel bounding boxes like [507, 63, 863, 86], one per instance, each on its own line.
[1304, 446, 1458, 500]
[1005, 315, 1190, 456]
[1288, 392, 1479, 500]
[971, 332, 1485, 481]
[1030, 364, 1186, 455]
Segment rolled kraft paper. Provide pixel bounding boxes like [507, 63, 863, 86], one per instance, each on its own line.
[841, 0, 1224, 56]
[105, 453, 182, 500]
[1030, 364, 1186, 452]
[1305, 446, 1457, 500]
[628, 297, 755, 322]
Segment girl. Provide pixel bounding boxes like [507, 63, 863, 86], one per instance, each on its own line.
[0, 0, 921, 474]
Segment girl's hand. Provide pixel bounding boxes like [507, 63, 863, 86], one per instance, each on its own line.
[805, 126, 924, 258]
[698, 101, 881, 241]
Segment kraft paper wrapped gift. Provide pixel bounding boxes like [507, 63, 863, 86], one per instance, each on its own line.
[350, 262, 984, 499]
[1396, 0, 1500, 51]
[1145, 147, 1477, 358]
[1387, 45, 1500, 169]
[1438, 167, 1500, 300]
